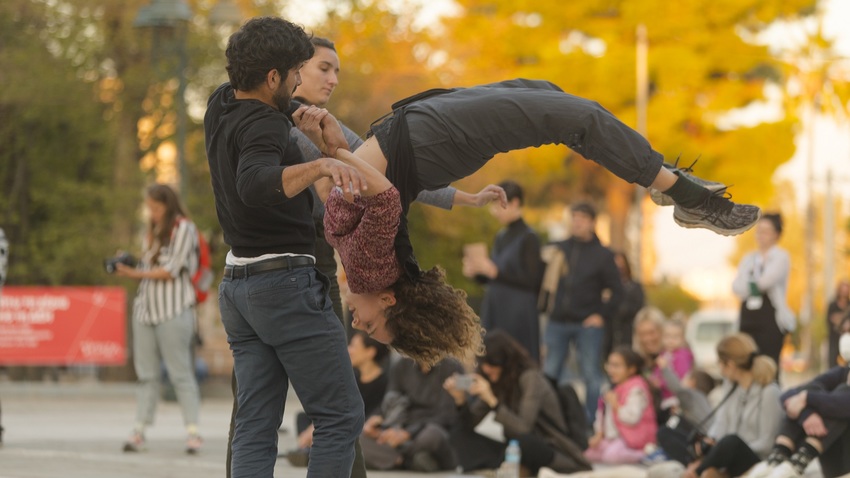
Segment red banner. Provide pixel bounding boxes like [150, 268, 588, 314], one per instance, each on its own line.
[0, 287, 126, 365]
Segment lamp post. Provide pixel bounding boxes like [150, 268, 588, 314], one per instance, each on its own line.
[134, 0, 192, 198]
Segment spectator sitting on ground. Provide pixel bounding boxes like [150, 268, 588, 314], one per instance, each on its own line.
[286, 330, 390, 467]
[359, 356, 461, 472]
[651, 366, 717, 465]
[585, 347, 658, 465]
[444, 331, 591, 476]
[633, 306, 666, 375]
[744, 316, 850, 478]
[682, 333, 782, 478]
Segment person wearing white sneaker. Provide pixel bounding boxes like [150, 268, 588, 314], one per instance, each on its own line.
[684, 334, 782, 478]
[744, 326, 850, 478]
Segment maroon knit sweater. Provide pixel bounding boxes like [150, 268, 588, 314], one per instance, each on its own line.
[324, 187, 404, 293]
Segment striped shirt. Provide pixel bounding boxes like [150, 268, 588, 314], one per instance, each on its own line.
[133, 218, 198, 325]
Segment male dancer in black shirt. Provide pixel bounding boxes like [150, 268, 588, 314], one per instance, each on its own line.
[205, 17, 365, 478]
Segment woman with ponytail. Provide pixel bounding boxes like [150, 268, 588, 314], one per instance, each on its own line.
[682, 333, 782, 478]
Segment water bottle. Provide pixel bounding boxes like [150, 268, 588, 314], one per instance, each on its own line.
[499, 439, 521, 478]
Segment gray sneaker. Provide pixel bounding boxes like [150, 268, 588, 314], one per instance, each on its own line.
[673, 188, 761, 236]
[650, 157, 726, 206]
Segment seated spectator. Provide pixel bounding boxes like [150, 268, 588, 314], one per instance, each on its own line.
[653, 319, 695, 411]
[652, 366, 717, 465]
[745, 317, 850, 478]
[683, 333, 782, 478]
[634, 307, 667, 377]
[585, 347, 658, 464]
[359, 357, 461, 472]
[445, 331, 591, 476]
[286, 330, 389, 467]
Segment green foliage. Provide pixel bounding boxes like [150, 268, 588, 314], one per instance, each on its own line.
[0, 0, 123, 286]
[644, 280, 701, 317]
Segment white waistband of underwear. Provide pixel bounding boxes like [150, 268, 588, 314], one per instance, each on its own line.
[225, 250, 316, 266]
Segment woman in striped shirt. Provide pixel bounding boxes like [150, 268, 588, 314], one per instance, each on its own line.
[115, 184, 202, 454]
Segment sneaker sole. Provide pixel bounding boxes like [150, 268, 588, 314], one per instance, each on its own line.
[673, 208, 761, 236]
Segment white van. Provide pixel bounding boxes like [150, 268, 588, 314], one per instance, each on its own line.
[685, 308, 738, 376]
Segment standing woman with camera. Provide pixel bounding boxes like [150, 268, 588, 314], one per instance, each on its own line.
[683, 333, 782, 478]
[115, 184, 202, 454]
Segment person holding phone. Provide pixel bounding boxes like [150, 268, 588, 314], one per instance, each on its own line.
[444, 331, 591, 475]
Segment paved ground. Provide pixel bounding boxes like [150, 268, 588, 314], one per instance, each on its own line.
[0, 380, 485, 478]
[0, 373, 828, 478]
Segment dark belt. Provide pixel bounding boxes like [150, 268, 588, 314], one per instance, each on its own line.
[224, 256, 315, 279]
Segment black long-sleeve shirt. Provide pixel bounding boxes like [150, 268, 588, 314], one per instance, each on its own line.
[204, 83, 315, 257]
[549, 234, 623, 324]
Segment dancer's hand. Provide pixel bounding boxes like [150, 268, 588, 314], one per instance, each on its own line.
[318, 112, 349, 157]
[802, 412, 827, 437]
[292, 105, 329, 152]
[318, 158, 366, 195]
[473, 184, 507, 208]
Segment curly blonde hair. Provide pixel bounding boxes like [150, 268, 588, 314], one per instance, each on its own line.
[386, 266, 485, 367]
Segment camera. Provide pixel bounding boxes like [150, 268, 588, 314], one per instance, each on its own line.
[687, 431, 714, 460]
[104, 252, 137, 274]
[454, 374, 475, 391]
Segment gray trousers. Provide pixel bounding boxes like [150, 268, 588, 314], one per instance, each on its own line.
[132, 307, 200, 427]
[376, 78, 665, 193]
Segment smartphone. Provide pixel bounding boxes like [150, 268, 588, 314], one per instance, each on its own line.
[454, 374, 475, 391]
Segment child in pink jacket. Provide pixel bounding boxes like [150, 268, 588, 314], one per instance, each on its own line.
[585, 347, 658, 464]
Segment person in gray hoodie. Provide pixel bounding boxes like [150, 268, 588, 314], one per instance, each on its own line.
[684, 333, 783, 478]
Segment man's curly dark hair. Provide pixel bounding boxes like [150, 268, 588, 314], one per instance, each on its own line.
[225, 17, 314, 91]
[386, 266, 485, 367]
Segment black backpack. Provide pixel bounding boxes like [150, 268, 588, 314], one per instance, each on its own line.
[554, 383, 589, 450]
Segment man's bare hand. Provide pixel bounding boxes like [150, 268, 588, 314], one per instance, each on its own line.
[292, 105, 329, 152]
[318, 158, 367, 195]
[319, 112, 349, 157]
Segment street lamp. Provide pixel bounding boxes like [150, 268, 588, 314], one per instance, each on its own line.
[134, 0, 192, 199]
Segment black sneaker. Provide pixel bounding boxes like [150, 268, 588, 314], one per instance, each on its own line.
[673, 188, 761, 236]
[650, 156, 726, 206]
